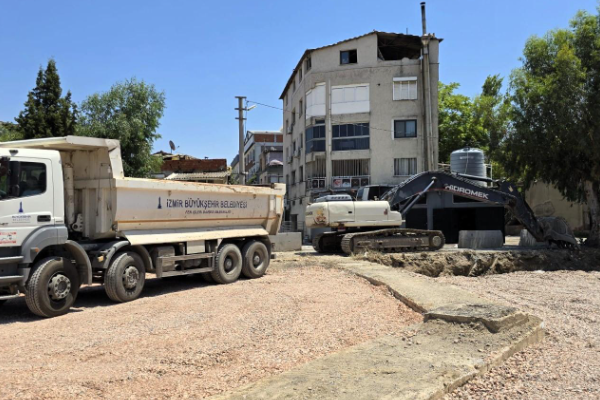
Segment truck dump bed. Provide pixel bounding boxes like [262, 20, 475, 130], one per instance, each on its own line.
[0, 136, 285, 244]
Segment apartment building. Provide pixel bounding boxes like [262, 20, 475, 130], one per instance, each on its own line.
[230, 130, 283, 184]
[280, 31, 441, 236]
[258, 145, 284, 184]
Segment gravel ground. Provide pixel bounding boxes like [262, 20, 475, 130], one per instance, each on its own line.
[440, 270, 600, 400]
[0, 265, 420, 400]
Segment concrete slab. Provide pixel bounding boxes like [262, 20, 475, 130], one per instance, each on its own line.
[210, 258, 544, 400]
[213, 318, 543, 400]
[270, 233, 303, 252]
[337, 261, 495, 313]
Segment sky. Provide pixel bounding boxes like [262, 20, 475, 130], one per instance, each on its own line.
[0, 0, 597, 162]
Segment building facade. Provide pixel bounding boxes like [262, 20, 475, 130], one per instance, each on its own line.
[258, 145, 284, 184]
[230, 130, 283, 184]
[280, 31, 441, 237]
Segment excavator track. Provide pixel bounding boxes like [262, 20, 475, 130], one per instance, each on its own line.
[312, 232, 344, 253]
[340, 228, 445, 255]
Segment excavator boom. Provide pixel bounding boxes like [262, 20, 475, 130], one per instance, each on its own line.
[383, 171, 577, 248]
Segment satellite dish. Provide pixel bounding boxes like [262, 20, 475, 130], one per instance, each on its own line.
[169, 140, 176, 154]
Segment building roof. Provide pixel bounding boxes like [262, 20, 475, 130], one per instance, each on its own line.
[165, 171, 231, 181]
[279, 30, 441, 99]
[161, 158, 227, 173]
[244, 130, 283, 145]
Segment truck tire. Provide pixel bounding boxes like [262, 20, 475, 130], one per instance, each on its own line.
[25, 257, 80, 318]
[241, 240, 270, 279]
[104, 251, 146, 303]
[211, 243, 243, 284]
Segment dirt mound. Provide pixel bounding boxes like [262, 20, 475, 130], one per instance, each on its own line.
[354, 248, 600, 277]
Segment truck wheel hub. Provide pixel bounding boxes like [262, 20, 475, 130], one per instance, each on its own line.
[123, 266, 139, 290]
[432, 236, 443, 247]
[224, 257, 234, 271]
[252, 254, 261, 266]
[48, 274, 71, 300]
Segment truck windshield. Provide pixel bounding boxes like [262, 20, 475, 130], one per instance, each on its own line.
[0, 159, 47, 201]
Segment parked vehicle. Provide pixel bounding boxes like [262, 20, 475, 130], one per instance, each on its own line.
[0, 136, 285, 317]
[355, 185, 395, 201]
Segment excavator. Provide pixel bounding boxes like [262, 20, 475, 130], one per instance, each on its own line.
[305, 171, 578, 254]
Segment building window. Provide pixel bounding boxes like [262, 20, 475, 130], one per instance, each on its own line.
[332, 159, 370, 189]
[293, 80, 296, 92]
[306, 57, 312, 71]
[393, 120, 417, 138]
[393, 77, 418, 100]
[285, 95, 288, 106]
[331, 84, 369, 115]
[299, 166, 304, 182]
[340, 49, 357, 65]
[306, 124, 326, 153]
[306, 83, 326, 119]
[332, 123, 369, 151]
[394, 158, 417, 176]
[299, 67, 302, 82]
[291, 170, 296, 185]
[299, 99, 303, 117]
[292, 109, 296, 125]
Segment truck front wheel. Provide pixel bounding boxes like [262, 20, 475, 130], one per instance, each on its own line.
[211, 244, 243, 284]
[241, 241, 270, 279]
[104, 251, 146, 303]
[25, 257, 80, 318]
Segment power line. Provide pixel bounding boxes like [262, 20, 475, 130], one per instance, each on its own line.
[246, 99, 398, 135]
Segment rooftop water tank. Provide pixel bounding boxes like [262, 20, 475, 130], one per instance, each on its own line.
[450, 147, 486, 182]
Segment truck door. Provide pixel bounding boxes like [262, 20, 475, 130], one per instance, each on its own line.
[0, 157, 54, 247]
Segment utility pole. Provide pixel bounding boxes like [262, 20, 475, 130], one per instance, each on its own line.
[421, 2, 434, 171]
[235, 96, 246, 184]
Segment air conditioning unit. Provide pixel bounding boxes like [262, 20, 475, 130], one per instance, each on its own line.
[287, 124, 294, 134]
[294, 148, 301, 158]
[286, 156, 292, 164]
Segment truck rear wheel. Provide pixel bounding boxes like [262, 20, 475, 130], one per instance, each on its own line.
[211, 243, 242, 284]
[25, 257, 80, 318]
[241, 240, 269, 279]
[104, 251, 146, 303]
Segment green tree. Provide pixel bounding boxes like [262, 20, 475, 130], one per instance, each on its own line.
[15, 59, 77, 139]
[0, 122, 22, 142]
[506, 10, 600, 246]
[438, 78, 511, 175]
[438, 82, 486, 163]
[78, 78, 166, 177]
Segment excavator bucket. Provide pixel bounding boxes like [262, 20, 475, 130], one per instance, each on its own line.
[538, 217, 579, 248]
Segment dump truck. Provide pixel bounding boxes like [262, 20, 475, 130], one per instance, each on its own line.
[0, 136, 285, 317]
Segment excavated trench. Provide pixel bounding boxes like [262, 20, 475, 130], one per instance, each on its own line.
[353, 248, 600, 277]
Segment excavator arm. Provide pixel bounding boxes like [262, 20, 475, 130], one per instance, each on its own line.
[382, 171, 577, 248]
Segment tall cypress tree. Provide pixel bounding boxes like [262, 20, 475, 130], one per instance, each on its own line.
[15, 59, 77, 139]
